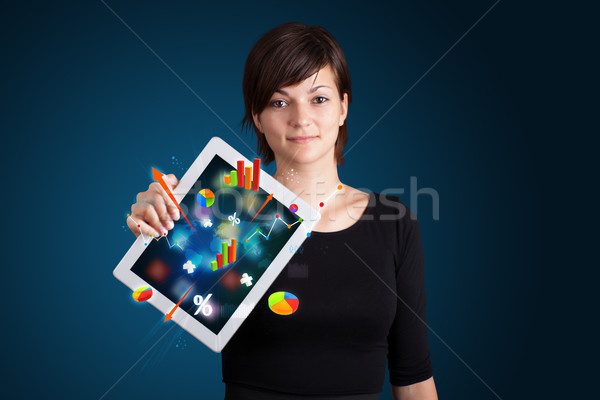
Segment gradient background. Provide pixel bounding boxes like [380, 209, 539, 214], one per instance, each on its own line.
[1, 1, 594, 399]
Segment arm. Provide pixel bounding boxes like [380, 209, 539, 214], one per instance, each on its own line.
[392, 377, 438, 400]
[387, 198, 435, 398]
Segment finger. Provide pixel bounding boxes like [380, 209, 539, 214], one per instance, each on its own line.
[161, 174, 181, 220]
[164, 173, 179, 189]
[137, 220, 163, 241]
[142, 201, 168, 237]
[127, 213, 159, 238]
[150, 179, 180, 221]
[149, 192, 174, 230]
[126, 215, 141, 237]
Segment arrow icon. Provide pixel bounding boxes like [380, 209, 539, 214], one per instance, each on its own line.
[165, 280, 197, 322]
[151, 167, 199, 237]
[249, 193, 274, 224]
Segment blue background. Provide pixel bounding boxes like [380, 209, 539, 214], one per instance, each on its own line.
[1, 1, 593, 399]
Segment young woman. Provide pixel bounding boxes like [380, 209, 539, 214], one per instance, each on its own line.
[128, 22, 438, 400]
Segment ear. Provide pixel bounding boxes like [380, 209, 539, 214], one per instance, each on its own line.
[252, 112, 263, 133]
[339, 93, 349, 126]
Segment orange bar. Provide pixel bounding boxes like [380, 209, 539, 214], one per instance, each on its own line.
[224, 175, 231, 185]
[252, 158, 260, 191]
[216, 253, 223, 269]
[231, 239, 237, 262]
[237, 160, 244, 188]
[245, 166, 252, 190]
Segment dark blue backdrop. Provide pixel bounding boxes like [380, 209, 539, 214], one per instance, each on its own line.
[2, 1, 592, 399]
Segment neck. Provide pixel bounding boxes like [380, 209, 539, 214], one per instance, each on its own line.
[272, 155, 341, 209]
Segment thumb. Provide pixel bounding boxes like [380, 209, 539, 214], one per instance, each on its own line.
[163, 174, 180, 220]
[164, 173, 179, 190]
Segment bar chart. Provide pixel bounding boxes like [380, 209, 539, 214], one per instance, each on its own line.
[210, 239, 237, 271]
[224, 159, 261, 192]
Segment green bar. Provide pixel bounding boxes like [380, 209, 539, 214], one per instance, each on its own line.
[230, 170, 237, 186]
[211, 260, 218, 271]
[222, 242, 228, 265]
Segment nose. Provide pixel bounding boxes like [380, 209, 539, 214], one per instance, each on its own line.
[290, 102, 312, 128]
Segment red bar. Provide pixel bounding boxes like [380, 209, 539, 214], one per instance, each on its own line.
[237, 160, 244, 188]
[216, 253, 223, 269]
[252, 158, 261, 191]
[228, 245, 233, 264]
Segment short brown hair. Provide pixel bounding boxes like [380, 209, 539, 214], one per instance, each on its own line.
[241, 22, 352, 165]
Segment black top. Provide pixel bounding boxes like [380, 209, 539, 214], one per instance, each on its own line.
[221, 192, 433, 396]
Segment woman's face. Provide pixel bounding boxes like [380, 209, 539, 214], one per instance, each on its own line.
[253, 65, 348, 166]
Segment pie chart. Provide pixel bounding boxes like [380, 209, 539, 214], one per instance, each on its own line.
[132, 286, 153, 302]
[268, 291, 299, 315]
[289, 203, 298, 213]
[197, 189, 215, 207]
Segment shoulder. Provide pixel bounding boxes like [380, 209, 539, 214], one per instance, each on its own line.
[366, 192, 415, 223]
[343, 186, 371, 217]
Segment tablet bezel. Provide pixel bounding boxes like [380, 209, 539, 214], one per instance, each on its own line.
[113, 136, 321, 352]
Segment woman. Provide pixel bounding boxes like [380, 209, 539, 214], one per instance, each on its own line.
[128, 22, 438, 400]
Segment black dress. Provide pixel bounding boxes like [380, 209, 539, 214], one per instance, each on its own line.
[222, 192, 433, 398]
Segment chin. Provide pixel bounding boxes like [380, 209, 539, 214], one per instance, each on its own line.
[279, 148, 330, 165]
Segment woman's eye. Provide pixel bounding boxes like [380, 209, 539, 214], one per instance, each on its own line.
[314, 96, 328, 104]
[271, 100, 287, 108]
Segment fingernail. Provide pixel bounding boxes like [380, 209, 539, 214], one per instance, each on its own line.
[166, 220, 174, 229]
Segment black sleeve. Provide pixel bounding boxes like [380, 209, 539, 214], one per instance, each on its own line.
[387, 205, 433, 386]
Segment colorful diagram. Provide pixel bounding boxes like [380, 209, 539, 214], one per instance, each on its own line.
[211, 239, 237, 270]
[197, 189, 215, 207]
[289, 203, 298, 213]
[268, 291, 299, 315]
[246, 214, 302, 242]
[132, 286, 153, 302]
[224, 159, 261, 192]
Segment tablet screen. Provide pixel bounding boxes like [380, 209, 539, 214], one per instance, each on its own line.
[131, 154, 302, 334]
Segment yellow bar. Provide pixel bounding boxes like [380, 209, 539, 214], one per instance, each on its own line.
[245, 166, 252, 190]
[231, 239, 237, 262]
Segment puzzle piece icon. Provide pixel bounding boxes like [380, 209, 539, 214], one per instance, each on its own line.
[240, 273, 253, 287]
[183, 260, 196, 274]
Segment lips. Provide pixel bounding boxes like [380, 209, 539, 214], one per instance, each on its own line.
[288, 136, 317, 144]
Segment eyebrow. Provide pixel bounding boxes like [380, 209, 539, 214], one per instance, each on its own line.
[275, 85, 332, 96]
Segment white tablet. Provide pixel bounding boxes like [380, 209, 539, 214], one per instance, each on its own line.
[114, 136, 320, 352]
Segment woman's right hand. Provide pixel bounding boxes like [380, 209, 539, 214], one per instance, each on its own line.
[127, 174, 181, 238]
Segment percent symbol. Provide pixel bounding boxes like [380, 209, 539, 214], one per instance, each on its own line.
[228, 212, 240, 226]
[193, 294, 213, 316]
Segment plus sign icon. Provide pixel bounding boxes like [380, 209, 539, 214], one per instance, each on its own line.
[182, 260, 196, 274]
[240, 273, 253, 287]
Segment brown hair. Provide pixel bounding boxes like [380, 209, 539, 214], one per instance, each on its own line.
[241, 22, 352, 165]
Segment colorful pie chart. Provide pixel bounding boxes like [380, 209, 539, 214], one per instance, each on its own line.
[268, 291, 299, 315]
[132, 286, 153, 302]
[289, 203, 298, 213]
[196, 189, 215, 207]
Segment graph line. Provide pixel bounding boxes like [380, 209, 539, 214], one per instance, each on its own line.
[245, 214, 300, 242]
[127, 215, 184, 249]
